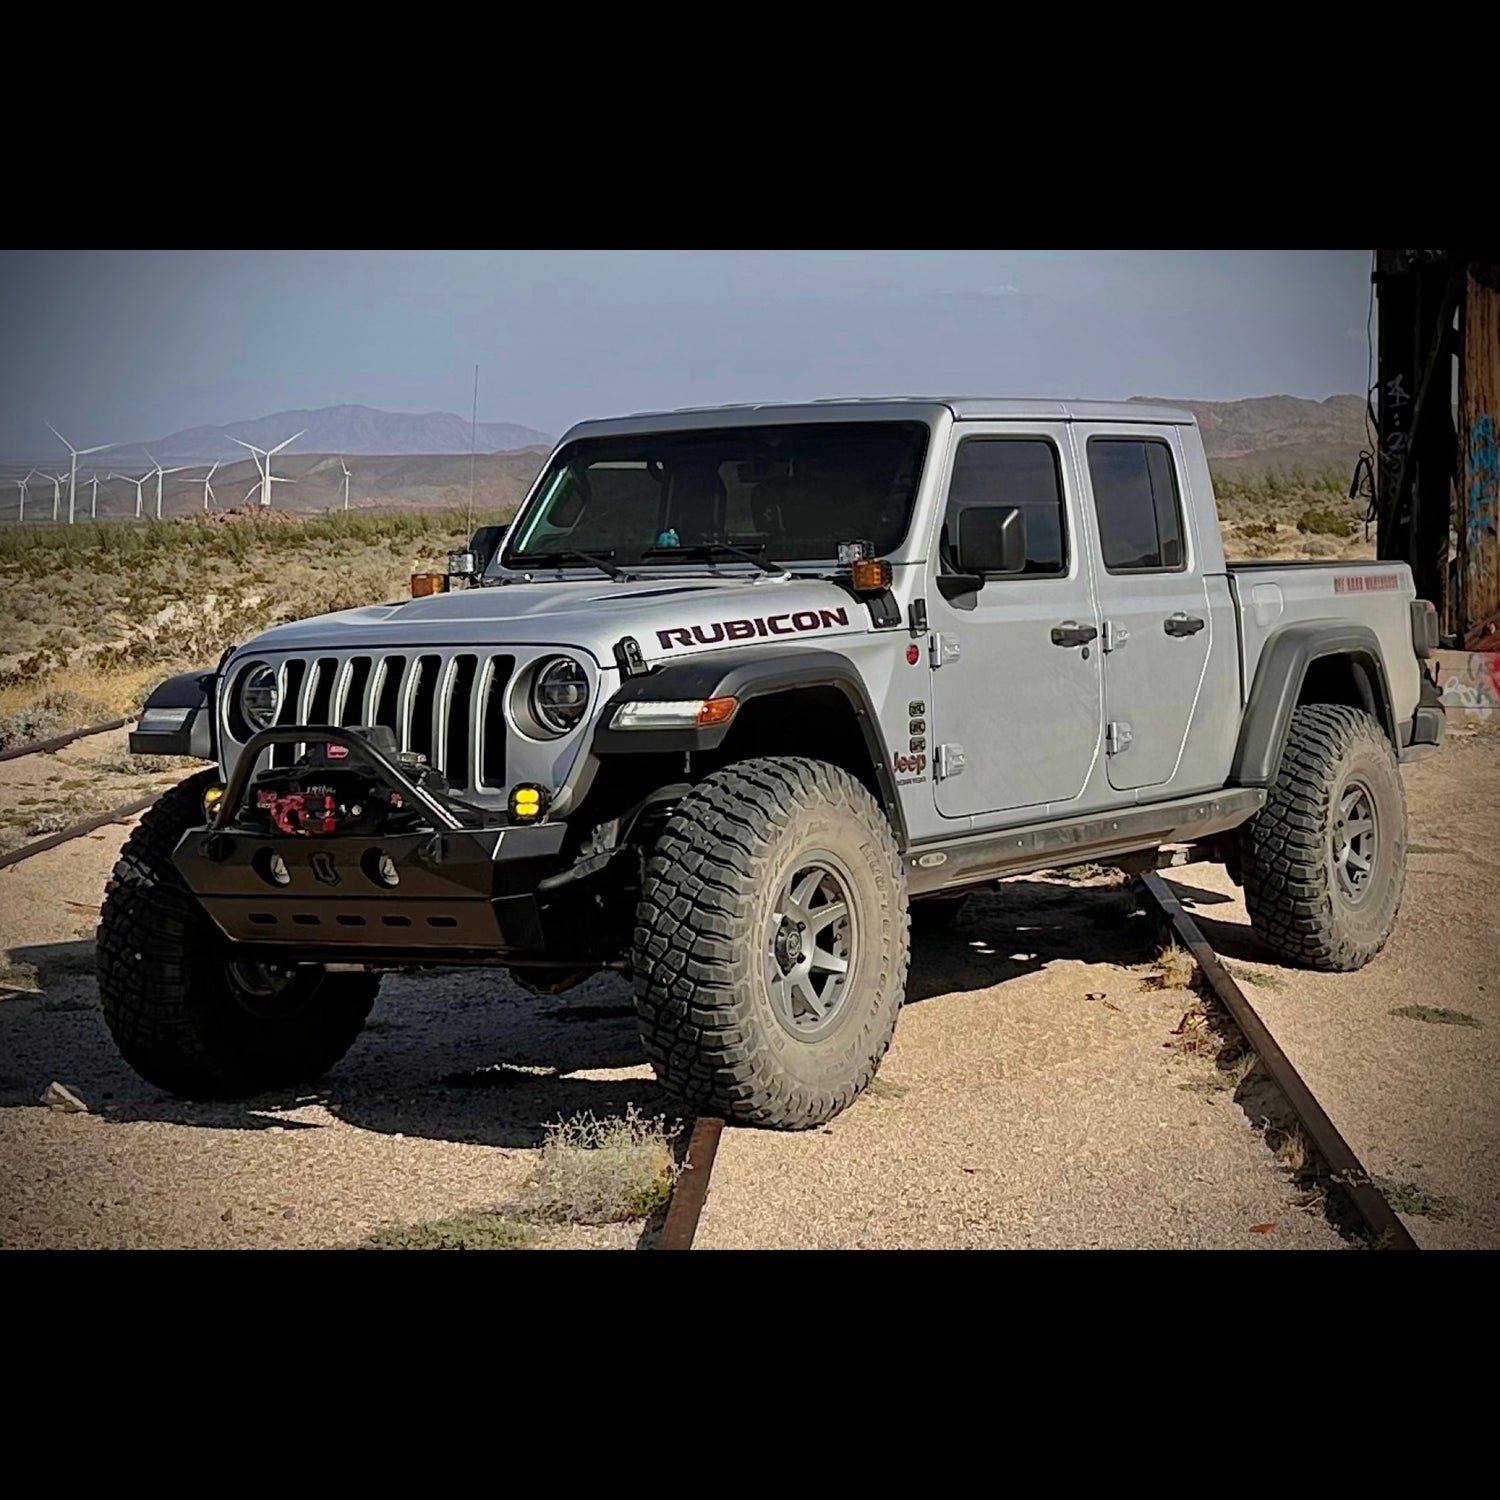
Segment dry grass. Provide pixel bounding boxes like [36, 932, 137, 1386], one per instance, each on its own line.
[0, 961, 41, 994]
[0, 509, 506, 750]
[512, 1106, 680, 1225]
[1372, 1177, 1465, 1222]
[1391, 1004, 1482, 1029]
[1147, 943, 1199, 993]
[362, 1211, 535, 1251]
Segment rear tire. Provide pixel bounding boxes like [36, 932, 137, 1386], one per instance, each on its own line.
[1241, 704, 1406, 971]
[97, 770, 378, 1098]
[632, 757, 909, 1130]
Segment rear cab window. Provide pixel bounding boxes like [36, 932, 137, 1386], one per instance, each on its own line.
[1086, 437, 1186, 572]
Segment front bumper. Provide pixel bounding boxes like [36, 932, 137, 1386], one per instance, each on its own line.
[174, 821, 568, 952]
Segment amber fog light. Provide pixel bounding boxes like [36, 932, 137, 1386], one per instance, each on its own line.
[411, 573, 449, 597]
[508, 784, 549, 822]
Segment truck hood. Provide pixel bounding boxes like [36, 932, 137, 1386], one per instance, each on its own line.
[238, 573, 869, 665]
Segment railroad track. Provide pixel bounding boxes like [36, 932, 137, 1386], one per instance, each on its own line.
[653, 875, 1422, 1251]
[0, 718, 153, 872]
[1, 720, 1420, 1251]
[0, 717, 134, 765]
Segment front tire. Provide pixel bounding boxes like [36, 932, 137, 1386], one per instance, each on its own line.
[1242, 704, 1406, 971]
[632, 757, 909, 1130]
[97, 771, 378, 1098]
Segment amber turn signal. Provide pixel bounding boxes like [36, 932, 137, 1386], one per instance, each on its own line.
[696, 696, 739, 727]
[202, 785, 225, 820]
[850, 558, 892, 593]
[411, 572, 449, 598]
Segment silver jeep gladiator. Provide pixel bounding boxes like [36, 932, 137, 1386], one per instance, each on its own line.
[101, 398, 1446, 1128]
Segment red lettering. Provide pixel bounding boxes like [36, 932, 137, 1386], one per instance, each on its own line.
[791, 611, 820, 631]
[767, 614, 794, 634]
[819, 608, 849, 628]
[692, 623, 725, 644]
[656, 628, 694, 649]
[726, 619, 755, 640]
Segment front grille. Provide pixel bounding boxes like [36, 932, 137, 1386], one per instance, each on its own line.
[259, 651, 516, 792]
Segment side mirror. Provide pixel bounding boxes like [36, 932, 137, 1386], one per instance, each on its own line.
[954, 505, 1027, 576]
[466, 524, 508, 575]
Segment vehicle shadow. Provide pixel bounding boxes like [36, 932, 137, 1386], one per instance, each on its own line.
[905, 877, 1163, 1004]
[1, 877, 1171, 1151]
[0, 938, 674, 1151]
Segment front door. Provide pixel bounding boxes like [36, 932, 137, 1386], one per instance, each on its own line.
[928, 425, 1103, 820]
[1074, 425, 1213, 792]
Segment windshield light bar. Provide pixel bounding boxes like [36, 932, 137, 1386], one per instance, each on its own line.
[612, 696, 739, 731]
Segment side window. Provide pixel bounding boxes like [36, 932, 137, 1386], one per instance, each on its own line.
[944, 438, 1067, 575]
[1087, 438, 1185, 572]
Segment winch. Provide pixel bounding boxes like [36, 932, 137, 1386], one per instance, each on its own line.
[242, 726, 457, 838]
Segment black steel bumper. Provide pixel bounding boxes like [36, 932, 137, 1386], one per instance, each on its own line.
[174, 821, 568, 952]
[176, 721, 574, 957]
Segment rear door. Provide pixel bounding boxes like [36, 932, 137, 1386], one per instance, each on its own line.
[928, 424, 1103, 820]
[1074, 426, 1213, 792]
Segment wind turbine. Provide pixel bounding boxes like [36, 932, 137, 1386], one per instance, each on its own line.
[201, 461, 220, 512]
[45, 422, 110, 525]
[339, 457, 351, 511]
[230, 429, 304, 509]
[84, 472, 102, 519]
[143, 449, 188, 521]
[110, 468, 152, 520]
[17, 469, 37, 522]
[47, 472, 66, 522]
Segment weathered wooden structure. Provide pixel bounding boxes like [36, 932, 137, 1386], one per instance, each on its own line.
[1374, 250, 1500, 647]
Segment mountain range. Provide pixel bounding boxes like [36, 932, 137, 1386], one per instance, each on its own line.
[0, 395, 1370, 522]
[26, 405, 553, 469]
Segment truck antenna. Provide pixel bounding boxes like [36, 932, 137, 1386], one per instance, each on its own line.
[467, 362, 479, 538]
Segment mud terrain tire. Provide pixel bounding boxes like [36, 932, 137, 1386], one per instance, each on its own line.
[97, 770, 378, 1098]
[1242, 704, 1406, 971]
[632, 757, 909, 1129]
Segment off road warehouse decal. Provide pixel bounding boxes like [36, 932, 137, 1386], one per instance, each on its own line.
[656, 607, 850, 650]
[1333, 573, 1401, 593]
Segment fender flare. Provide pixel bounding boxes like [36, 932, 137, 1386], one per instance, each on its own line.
[129, 670, 217, 761]
[1229, 620, 1396, 786]
[592, 645, 903, 835]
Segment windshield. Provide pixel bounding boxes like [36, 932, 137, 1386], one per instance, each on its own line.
[500, 421, 930, 571]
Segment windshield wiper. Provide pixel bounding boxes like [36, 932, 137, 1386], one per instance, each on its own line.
[505, 548, 632, 580]
[639, 542, 788, 577]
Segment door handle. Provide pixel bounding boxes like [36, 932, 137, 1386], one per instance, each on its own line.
[1163, 613, 1206, 637]
[1050, 621, 1099, 648]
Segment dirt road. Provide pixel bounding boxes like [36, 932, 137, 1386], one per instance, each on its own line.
[2, 683, 1495, 1250]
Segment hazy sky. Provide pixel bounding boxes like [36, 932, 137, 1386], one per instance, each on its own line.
[0, 250, 1373, 456]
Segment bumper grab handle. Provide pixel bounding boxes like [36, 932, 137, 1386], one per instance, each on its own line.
[213, 725, 464, 833]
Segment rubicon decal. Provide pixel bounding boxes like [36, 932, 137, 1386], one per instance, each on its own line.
[656, 607, 850, 650]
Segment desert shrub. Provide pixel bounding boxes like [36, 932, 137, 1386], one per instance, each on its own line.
[1297, 506, 1358, 538]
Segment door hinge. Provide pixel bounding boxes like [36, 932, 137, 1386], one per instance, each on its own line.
[1106, 721, 1133, 755]
[934, 742, 966, 780]
[1102, 620, 1130, 653]
[930, 632, 961, 667]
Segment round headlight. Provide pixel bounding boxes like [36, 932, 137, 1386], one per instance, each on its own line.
[239, 662, 280, 733]
[531, 656, 590, 736]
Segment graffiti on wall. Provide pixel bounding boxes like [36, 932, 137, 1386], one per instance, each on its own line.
[1468, 411, 1499, 599]
[1441, 652, 1500, 718]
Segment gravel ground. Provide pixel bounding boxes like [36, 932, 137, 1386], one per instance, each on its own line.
[1166, 663, 1500, 1250]
[2, 665, 1493, 1250]
[0, 811, 674, 1249]
[694, 875, 1346, 1250]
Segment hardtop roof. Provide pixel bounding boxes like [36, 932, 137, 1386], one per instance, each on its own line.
[558, 396, 1195, 443]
